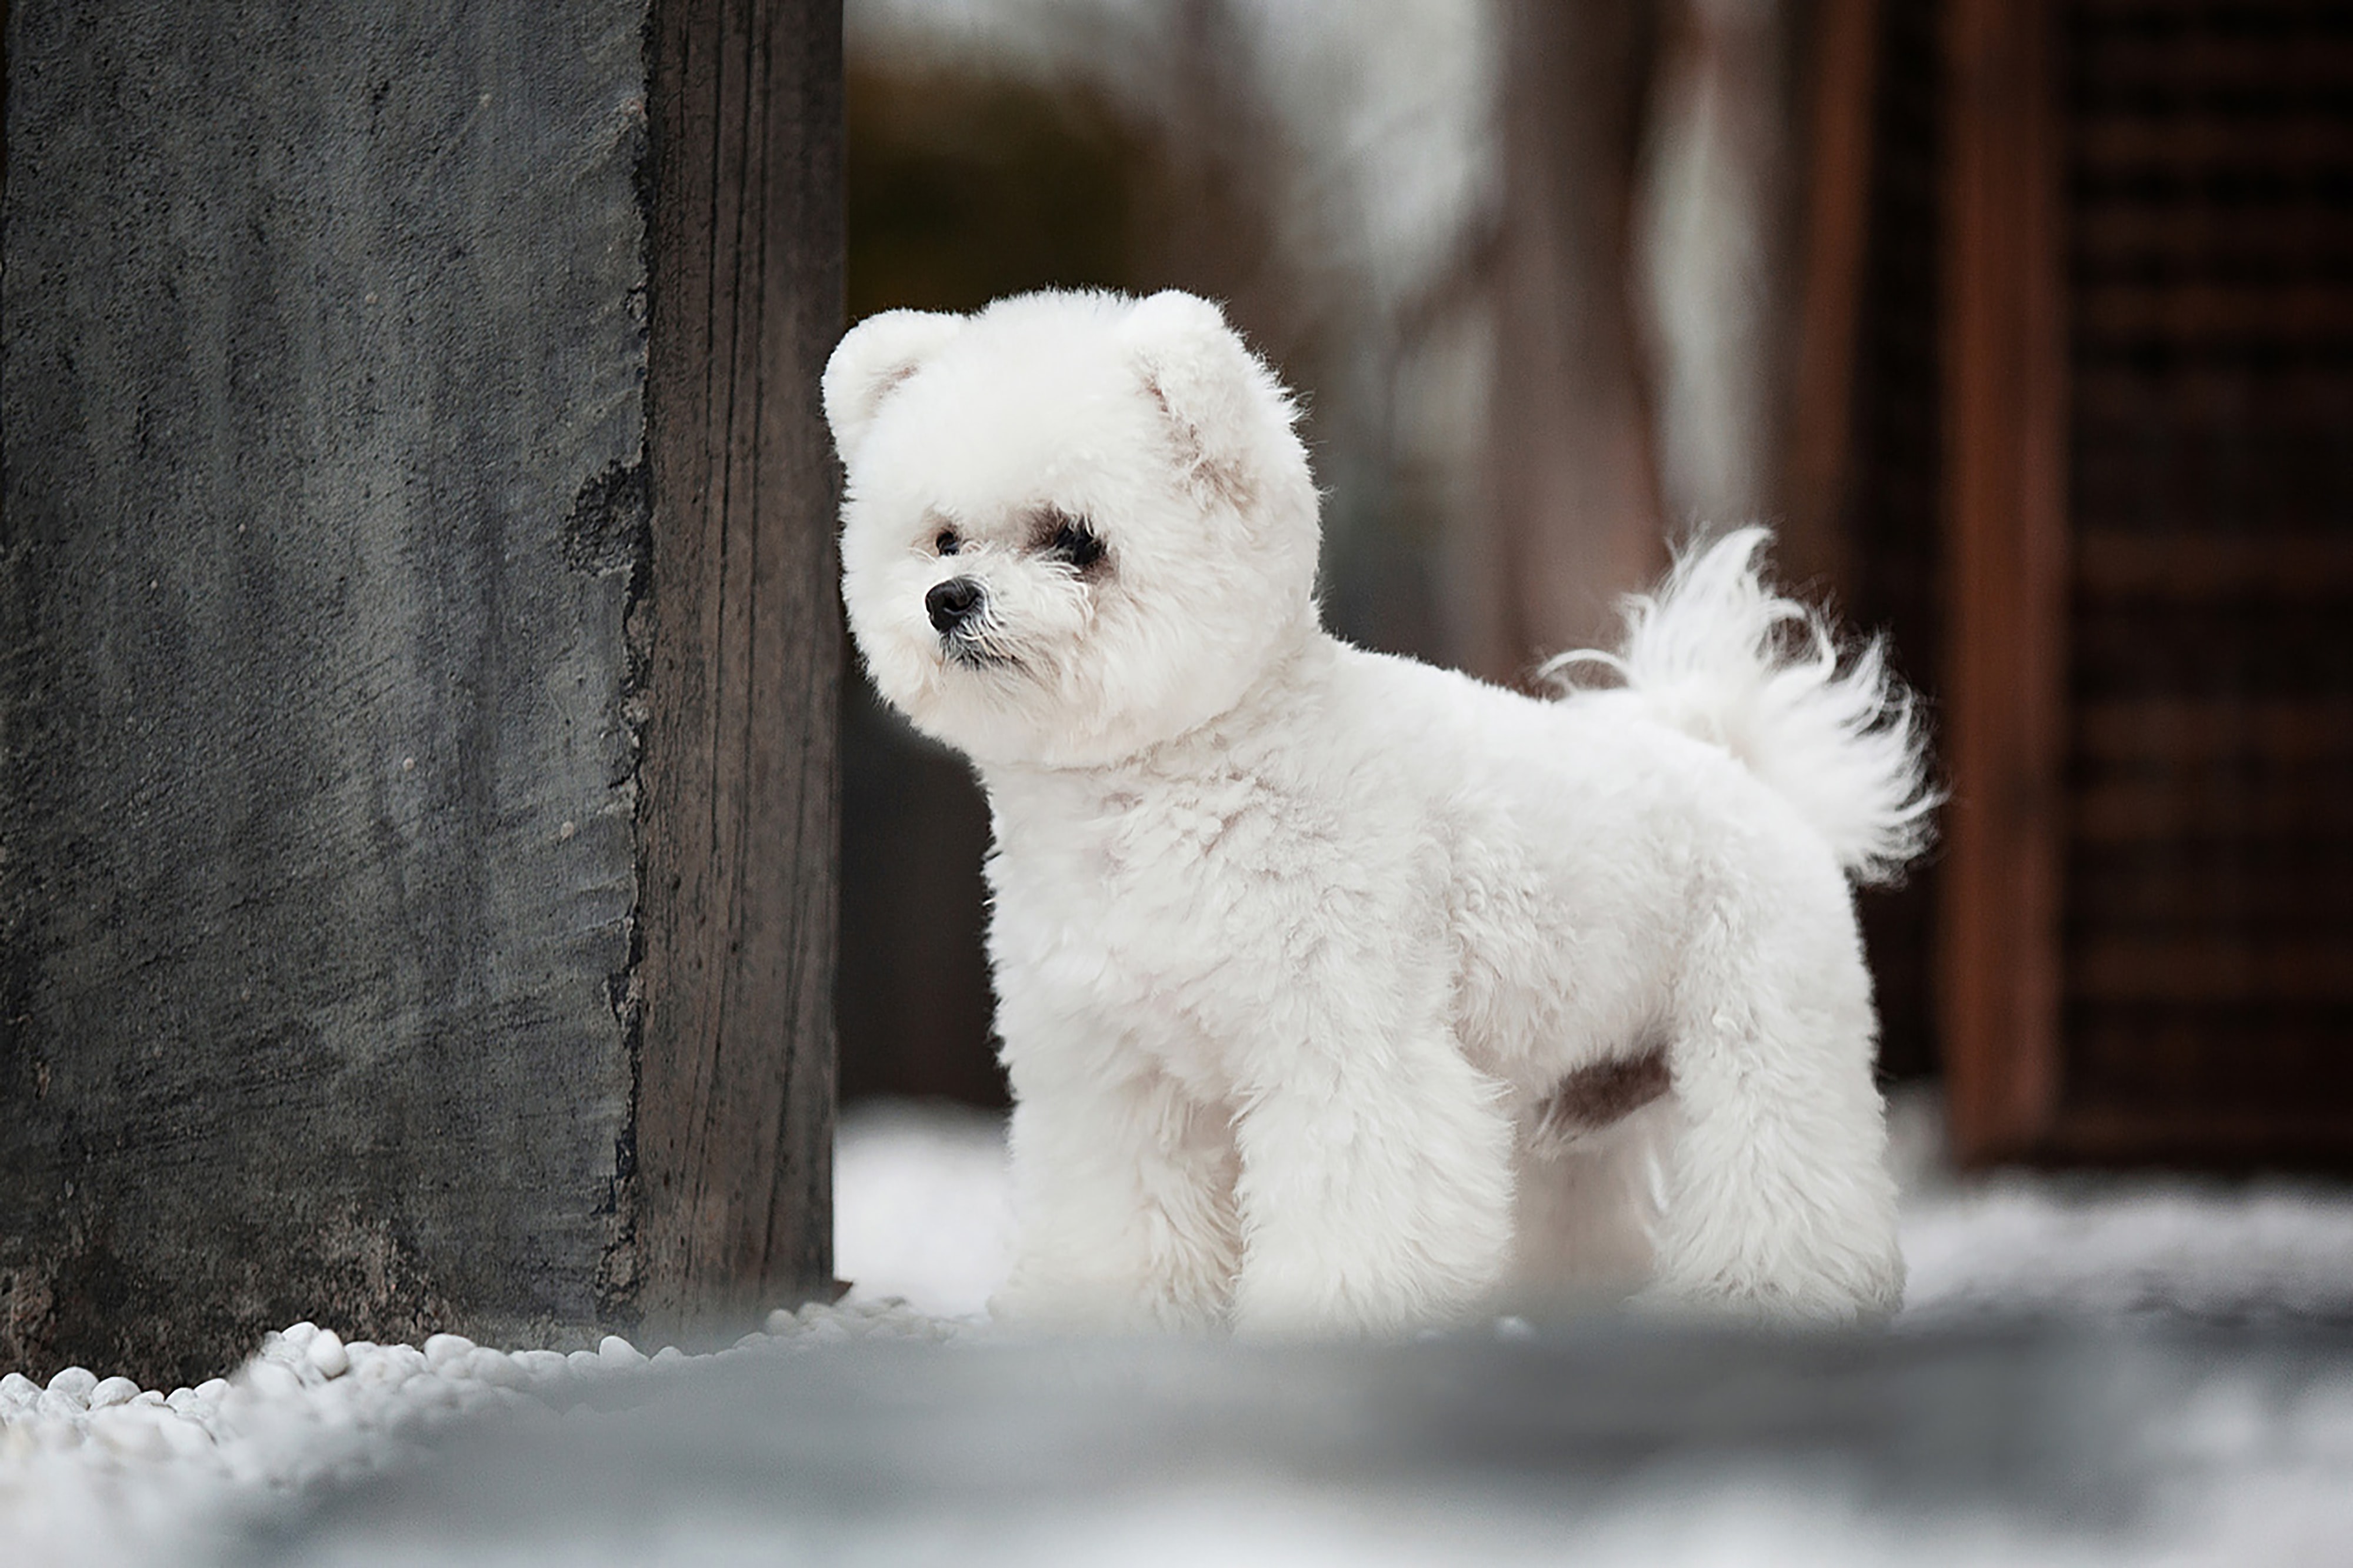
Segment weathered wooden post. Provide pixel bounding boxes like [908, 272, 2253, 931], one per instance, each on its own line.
[634, 0, 844, 1345]
[0, 0, 841, 1387]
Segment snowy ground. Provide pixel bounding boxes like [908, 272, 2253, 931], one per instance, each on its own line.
[6, 1093, 2353, 1565]
[836, 1092, 2353, 1330]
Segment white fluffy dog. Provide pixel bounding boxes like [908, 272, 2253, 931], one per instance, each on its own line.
[824, 289, 1935, 1334]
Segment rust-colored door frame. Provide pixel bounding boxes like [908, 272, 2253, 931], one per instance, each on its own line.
[1940, 0, 2071, 1165]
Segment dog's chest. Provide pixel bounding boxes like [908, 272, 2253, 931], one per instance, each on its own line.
[984, 766, 1364, 1081]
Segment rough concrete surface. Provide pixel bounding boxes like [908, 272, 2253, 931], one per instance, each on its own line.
[1, 0, 654, 1386]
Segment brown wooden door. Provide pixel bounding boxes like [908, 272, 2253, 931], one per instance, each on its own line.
[1943, 0, 2353, 1166]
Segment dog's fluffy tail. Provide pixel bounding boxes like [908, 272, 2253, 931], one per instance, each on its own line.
[1542, 527, 1939, 886]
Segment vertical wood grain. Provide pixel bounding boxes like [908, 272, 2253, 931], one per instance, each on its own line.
[1941, 0, 2069, 1165]
[636, 0, 843, 1340]
[1781, 0, 1881, 593]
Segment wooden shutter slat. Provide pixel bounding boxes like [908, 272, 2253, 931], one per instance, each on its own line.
[2076, 282, 2353, 340]
[2071, 945, 2353, 1004]
[2077, 699, 2353, 760]
[2073, 533, 2353, 595]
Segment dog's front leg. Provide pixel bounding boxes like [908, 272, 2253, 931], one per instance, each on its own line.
[1229, 1021, 1514, 1336]
[991, 1057, 1240, 1332]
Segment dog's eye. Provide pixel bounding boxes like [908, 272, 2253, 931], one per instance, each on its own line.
[1043, 516, 1105, 571]
[934, 528, 961, 556]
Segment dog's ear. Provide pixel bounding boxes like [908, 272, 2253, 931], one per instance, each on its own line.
[823, 309, 966, 460]
[1119, 291, 1282, 513]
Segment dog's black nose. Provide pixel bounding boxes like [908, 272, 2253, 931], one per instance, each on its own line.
[926, 577, 983, 633]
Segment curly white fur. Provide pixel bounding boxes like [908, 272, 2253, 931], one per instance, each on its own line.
[827, 289, 1934, 1335]
[1545, 528, 1938, 886]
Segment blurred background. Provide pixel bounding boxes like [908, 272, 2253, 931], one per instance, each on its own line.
[836, 0, 2351, 1172]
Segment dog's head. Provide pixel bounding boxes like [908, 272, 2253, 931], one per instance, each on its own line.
[825, 289, 1320, 769]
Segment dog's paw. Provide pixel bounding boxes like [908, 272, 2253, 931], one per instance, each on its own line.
[1628, 1258, 1905, 1328]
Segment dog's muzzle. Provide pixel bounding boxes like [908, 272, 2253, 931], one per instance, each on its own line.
[926, 577, 984, 635]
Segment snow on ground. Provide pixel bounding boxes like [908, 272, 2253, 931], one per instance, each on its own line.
[836, 1092, 2353, 1329]
[0, 1302, 955, 1566]
[5, 1093, 2353, 1564]
[1904, 1179, 2353, 1327]
[833, 1098, 1014, 1320]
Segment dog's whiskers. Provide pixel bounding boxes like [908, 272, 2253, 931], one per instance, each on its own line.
[943, 617, 1022, 671]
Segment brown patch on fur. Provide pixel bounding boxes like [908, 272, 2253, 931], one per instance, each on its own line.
[851, 360, 928, 435]
[1535, 1048, 1671, 1143]
[872, 360, 924, 401]
[1141, 373, 1257, 515]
